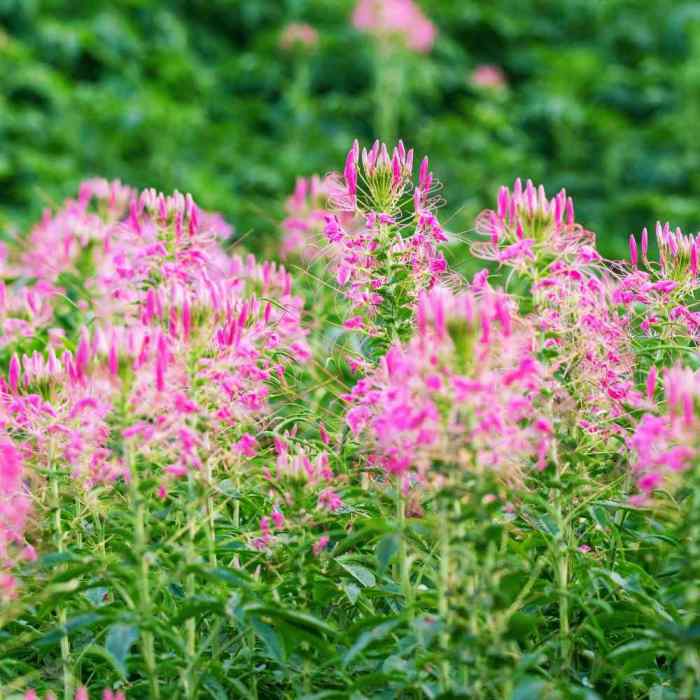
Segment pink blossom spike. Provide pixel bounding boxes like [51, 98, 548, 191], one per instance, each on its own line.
[629, 235, 638, 267]
[8, 353, 20, 392]
[646, 366, 657, 401]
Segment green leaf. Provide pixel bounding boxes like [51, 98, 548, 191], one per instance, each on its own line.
[375, 534, 399, 575]
[512, 678, 547, 700]
[339, 562, 376, 588]
[251, 617, 286, 664]
[342, 581, 361, 605]
[106, 623, 139, 678]
[246, 605, 337, 638]
[342, 619, 400, 667]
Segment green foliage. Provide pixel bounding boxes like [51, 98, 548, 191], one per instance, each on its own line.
[3, 0, 700, 258]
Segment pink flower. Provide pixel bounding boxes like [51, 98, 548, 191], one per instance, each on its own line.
[470, 65, 507, 89]
[235, 433, 259, 458]
[318, 488, 343, 512]
[353, 0, 437, 52]
[343, 316, 365, 330]
[279, 22, 319, 50]
[271, 510, 285, 529]
[313, 535, 330, 556]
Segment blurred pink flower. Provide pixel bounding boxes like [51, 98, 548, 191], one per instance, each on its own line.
[353, 0, 436, 53]
[471, 64, 507, 89]
[280, 22, 319, 50]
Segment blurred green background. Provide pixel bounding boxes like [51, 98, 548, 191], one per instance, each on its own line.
[2, 0, 700, 258]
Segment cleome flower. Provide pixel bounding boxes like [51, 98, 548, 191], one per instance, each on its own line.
[343, 283, 554, 484]
[322, 140, 448, 342]
[352, 0, 437, 53]
[629, 365, 700, 502]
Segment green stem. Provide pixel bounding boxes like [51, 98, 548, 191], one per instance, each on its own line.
[50, 448, 73, 700]
[204, 459, 217, 568]
[552, 449, 571, 671]
[184, 474, 197, 699]
[129, 450, 160, 699]
[438, 502, 450, 692]
[396, 482, 411, 611]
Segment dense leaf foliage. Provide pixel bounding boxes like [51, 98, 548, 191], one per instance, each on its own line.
[3, 0, 700, 258]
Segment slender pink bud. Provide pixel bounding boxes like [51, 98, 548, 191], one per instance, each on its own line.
[75, 688, 89, 700]
[378, 142, 390, 169]
[108, 333, 119, 377]
[497, 186, 508, 219]
[76, 329, 91, 378]
[565, 197, 574, 225]
[128, 199, 141, 234]
[155, 332, 168, 392]
[344, 144, 358, 198]
[405, 148, 414, 175]
[413, 187, 422, 213]
[47, 347, 60, 375]
[691, 243, 698, 277]
[646, 365, 657, 401]
[188, 203, 199, 236]
[629, 235, 638, 267]
[396, 139, 406, 161]
[182, 298, 192, 341]
[641, 227, 648, 261]
[391, 150, 401, 189]
[418, 157, 430, 191]
[8, 353, 20, 392]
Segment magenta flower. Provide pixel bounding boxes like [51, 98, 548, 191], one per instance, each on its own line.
[353, 0, 437, 53]
[343, 283, 554, 481]
[279, 22, 319, 50]
[470, 65, 507, 89]
[312, 534, 330, 556]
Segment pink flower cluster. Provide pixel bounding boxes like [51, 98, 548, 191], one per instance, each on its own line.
[473, 178, 587, 268]
[0, 180, 312, 582]
[616, 223, 700, 344]
[281, 176, 333, 260]
[473, 180, 645, 433]
[629, 365, 700, 501]
[343, 283, 553, 481]
[0, 441, 33, 599]
[353, 0, 437, 53]
[323, 140, 447, 329]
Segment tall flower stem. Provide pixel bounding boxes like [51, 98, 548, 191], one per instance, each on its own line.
[128, 448, 160, 699]
[49, 444, 73, 700]
[396, 480, 411, 611]
[437, 500, 450, 692]
[552, 446, 571, 671]
[680, 478, 700, 697]
[183, 473, 198, 699]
